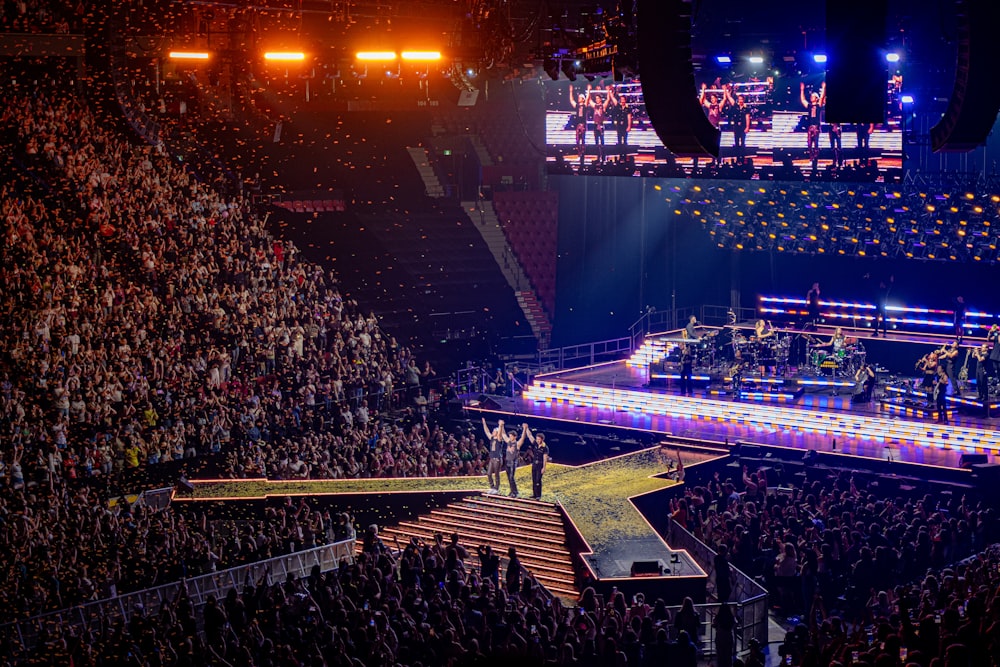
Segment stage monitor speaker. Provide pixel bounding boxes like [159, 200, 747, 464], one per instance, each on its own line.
[176, 476, 195, 494]
[630, 560, 662, 577]
[636, 0, 720, 157]
[972, 463, 1000, 496]
[475, 395, 502, 410]
[960, 453, 989, 468]
[931, 0, 1000, 151]
[824, 0, 887, 124]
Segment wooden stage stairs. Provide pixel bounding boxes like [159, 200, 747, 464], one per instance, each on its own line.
[370, 493, 578, 599]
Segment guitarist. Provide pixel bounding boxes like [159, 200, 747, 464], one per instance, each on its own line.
[940, 341, 960, 396]
[933, 367, 950, 424]
[957, 346, 972, 395]
[973, 344, 990, 403]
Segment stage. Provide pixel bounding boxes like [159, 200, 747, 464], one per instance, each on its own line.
[487, 329, 1000, 471]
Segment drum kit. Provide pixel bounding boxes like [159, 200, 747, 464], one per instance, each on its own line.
[732, 333, 792, 373]
[727, 330, 867, 377]
[808, 338, 867, 377]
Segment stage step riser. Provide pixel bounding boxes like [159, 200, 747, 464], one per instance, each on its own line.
[376, 530, 576, 588]
[364, 494, 579, 600]
[429, 509, 566, 538]
[394, 521, 571, 559]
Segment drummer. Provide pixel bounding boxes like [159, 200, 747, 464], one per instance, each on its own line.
[814, 327, 846, 354]
[754, 319, 775, 340]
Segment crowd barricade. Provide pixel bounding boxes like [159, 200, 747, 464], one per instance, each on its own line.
[666, 517, 769, 652]
[0, 539, 355, 652]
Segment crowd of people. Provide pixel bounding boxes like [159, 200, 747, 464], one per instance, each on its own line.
[675, 466, 996, 615]
[669, 463, 1000, 666]
[0, 488, 358, 624]
[0, 63, 506, 630]
[6, 519, 722, 667]
[0, 0, 84, 33]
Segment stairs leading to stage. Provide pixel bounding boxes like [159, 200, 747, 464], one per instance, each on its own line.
[374, 493, 578, 599]
[626, 336, 680, 370]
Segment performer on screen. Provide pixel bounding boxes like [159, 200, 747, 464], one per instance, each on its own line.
[590, 89, 612, 162]
[569, 84, 591, 165]
[610, 89, 633, 158]
[700, 82, 726, 129]
[857, 122, 874, 160]
[724, 86, 752, 161]
[800, 81, 826, 170]
[828, 122, 843, 167]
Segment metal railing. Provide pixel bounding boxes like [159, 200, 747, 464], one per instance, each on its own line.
[629, 305, 758, 348]
[1, 539, 355, 652]
[665, 517, 769, 652]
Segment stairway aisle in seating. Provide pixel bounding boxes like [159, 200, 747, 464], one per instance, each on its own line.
[372, 493, 578, 599]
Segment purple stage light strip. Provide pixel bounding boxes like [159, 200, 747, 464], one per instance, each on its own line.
[893, 308, 949, 316]
[797, 379, 856, 387]
[650, 373, 712, 381]
[523, 379, 1000, 454]
[760, 295, 979, 318]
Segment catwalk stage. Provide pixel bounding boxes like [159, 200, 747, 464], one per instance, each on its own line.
[480, 326, 1000, 471]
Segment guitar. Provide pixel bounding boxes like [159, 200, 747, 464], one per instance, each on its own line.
[958, 348, 971, 389]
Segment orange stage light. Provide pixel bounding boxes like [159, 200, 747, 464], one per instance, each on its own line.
[169, 51, 210, 61]
[356, 51, 397, 61]
[401, 51, 441, 61]
[264, 52, 306, 62]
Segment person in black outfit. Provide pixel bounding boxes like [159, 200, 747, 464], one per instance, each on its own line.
[504, 424, 530, 498]
[954, 296, 967, 341]
[611, 90, 632, 158]
[714, 543, 733, 602]
[524, 425, 549, 500]
[828, 122, 843, 167]
[569, 84, 590, 165]
[973, 344, 989, 403]
[591, 90, 611, 162]
[724, 88, 752, 162]
[857, 122, 874, 158]
[853, 361, 876, 403]
[867, 273, 893, 337]
[805, 282, 821, 330]
[482, 417, 507, 494]
[679, 344, 694, 396]
[505, 547, 521, 595]
[800, 81, 826, 169]
[477, 544, 500, 590]
[934, 367, 950, 424]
